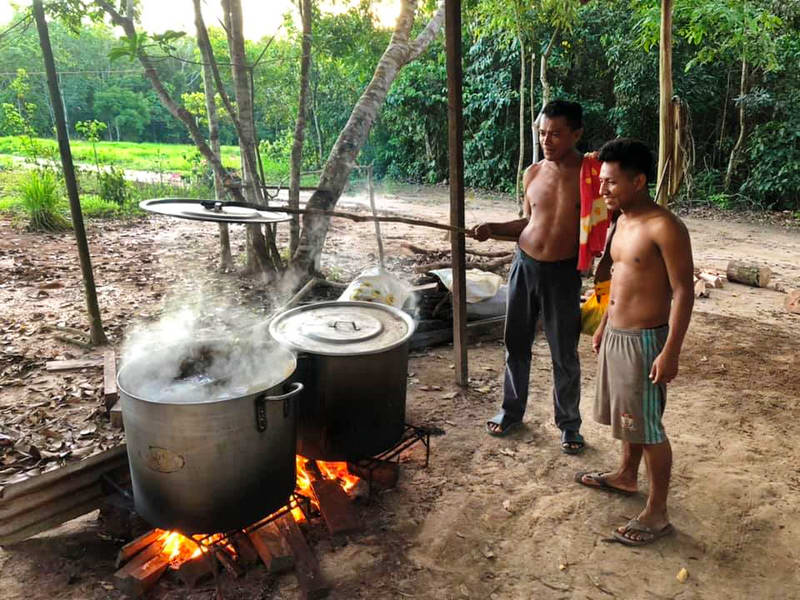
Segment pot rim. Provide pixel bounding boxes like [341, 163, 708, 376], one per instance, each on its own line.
[268, 300, 416, 357]
[117, 340, 297, 406]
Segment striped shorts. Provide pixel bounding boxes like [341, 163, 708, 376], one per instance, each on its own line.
[594, 325, 668, 444]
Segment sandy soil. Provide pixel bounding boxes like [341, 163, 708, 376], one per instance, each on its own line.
[1, 183, 798, 599]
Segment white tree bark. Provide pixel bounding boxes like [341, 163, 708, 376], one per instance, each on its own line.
[193, 0, 232, 269]
[289, 0, 313, 255]
[292, 0, 445, 274]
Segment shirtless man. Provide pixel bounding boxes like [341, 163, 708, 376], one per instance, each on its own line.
[471, 100, 585, 454]
[575, 138, 694, 546]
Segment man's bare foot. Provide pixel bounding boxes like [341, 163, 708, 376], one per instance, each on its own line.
[575, 470, 638, 495]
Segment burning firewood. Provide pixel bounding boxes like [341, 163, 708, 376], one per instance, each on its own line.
[248, 522, 294, 574]
[274, 513, 331, 600]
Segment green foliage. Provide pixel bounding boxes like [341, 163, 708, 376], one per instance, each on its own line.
[98, 166, 129, 206]
[19, 170, 71, 231]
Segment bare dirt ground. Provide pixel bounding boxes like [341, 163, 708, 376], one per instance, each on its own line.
[1, 183, 798, 599]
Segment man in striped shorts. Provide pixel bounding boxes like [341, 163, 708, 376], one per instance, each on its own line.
[575, 138, 694, 546]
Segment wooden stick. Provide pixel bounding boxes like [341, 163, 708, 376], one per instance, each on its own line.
[45, 358, 103, 371]
[155, 197, 476, 236]
[103, 350, 118, 412]
[116, 529, 163, 568]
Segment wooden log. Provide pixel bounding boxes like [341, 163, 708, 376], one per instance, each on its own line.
[177, 552, 216, 588]
[402, 241, 513, 259]
[113, 543, 170, 598]
[785, 289, 800, 314]
[214, 547, 245, 578]
[45, 358, 103, 371]
[274, 514, 330, 600]
[109, 401, 124, 429]
[698, 271, 724, 288]
[694, 278, 709, 298]
[231, 530, 260, 567]
[103, 350, 118, 412]
[414, 255, 513, 274]
[347, 460, 399, 491]
[409, 315, 505, 351]
[310, 478, 361, 544]
[726, 260, 771, 287]
[248, 522, 294, 574]
[116, 529, 163, 568]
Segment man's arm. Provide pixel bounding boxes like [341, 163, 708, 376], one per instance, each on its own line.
[470, 164, 534, 241]
[649, 214, 694, 384]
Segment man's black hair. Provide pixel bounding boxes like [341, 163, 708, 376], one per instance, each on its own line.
[541, 100, 583, 131]
[598, 138, 656, 183]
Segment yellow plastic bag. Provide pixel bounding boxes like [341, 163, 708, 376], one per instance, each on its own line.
[581, 280, 610, 336]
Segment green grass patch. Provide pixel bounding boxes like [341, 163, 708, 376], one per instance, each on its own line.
[0, 136, 242, 175]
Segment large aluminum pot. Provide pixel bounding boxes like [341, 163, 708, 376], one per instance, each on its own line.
[269, 301, 415, 461]
[117, 339, 302, 533]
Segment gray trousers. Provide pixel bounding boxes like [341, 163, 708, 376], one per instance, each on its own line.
[501, 247, 582, 432]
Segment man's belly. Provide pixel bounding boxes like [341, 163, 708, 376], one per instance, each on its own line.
[607, 288, 671, 330]
[518, 222, 578, 262]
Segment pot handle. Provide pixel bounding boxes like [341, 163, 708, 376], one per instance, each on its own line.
[254, 382, 304, 432]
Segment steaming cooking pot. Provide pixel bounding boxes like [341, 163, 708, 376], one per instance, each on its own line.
[117, 339, 302, 533]
[269, 301, 415, 461]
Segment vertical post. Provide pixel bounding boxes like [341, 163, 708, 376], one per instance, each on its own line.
[32, 0, 107, 345]
[367, 166, 385, 272]
[657, 0, 674, 206]
[445, 0, 468, 386]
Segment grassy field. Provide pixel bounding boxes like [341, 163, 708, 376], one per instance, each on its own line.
[0, 136, 266, 176]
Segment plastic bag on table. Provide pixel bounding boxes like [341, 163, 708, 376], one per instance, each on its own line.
[581, 279, 610, 336]
[338, 266, 411, 309]
[429, 268, 504, 303]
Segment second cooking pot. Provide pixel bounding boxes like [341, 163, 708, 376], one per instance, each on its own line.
[269, 301, 415, 461]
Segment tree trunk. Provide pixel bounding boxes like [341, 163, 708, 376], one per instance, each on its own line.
[222, 0, 278, 275]
[515, 36, 526, 210]
[289, 0, 313, 256]
[529, 53, 535, 156]
[657, 0, 674, 206]
[291, 0, 445, 275]
[193, 0, 232, 270]
[311, 78, 324, 167]
[95, 0, 246, 205]
[726, 259, 770, 288]
[32, 0, 107, 346]
[724, 56, 747, 192]
[532, 29, 558, 165]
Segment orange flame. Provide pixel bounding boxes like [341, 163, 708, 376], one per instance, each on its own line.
[153, 529, 236, 568]
[151, 455, 362, 566]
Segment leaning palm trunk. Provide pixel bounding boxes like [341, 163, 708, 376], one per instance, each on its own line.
[291, 0, 445, 275]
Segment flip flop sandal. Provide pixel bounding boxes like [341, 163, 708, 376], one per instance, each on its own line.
[486, 412, 522, 437]
[561, 430, 585, 455]
[574, 471, 638, 496]
[613, 519, 674, 547]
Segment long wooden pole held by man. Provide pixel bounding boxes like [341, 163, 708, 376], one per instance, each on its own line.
[32, 0, 107, 345]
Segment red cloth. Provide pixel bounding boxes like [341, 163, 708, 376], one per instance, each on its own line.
[578, 154, 609, 270]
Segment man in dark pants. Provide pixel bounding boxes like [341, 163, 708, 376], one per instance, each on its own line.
[471, 100, 585, 454]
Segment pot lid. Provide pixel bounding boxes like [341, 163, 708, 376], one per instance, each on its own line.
[140, 198, 291, 224]
[269, 301, 415, 356]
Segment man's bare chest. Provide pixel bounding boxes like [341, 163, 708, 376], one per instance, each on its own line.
[526, 173, 580, 214]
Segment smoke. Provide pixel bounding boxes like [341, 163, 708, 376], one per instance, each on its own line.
[118, 270, 300, 405]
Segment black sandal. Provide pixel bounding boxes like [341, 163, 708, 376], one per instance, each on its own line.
[561, 430, 585, 455]
[486, 412, 522, 437]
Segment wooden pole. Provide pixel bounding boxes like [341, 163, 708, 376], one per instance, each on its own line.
[445, 0, 468, 386]
[657, 0, 674, 207]
[32, 0, 107, 345]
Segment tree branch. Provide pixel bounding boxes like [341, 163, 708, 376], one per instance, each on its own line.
[408, 2, 446, 62]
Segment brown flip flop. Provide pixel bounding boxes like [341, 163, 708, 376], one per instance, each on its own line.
[574, 471, 637, 496]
